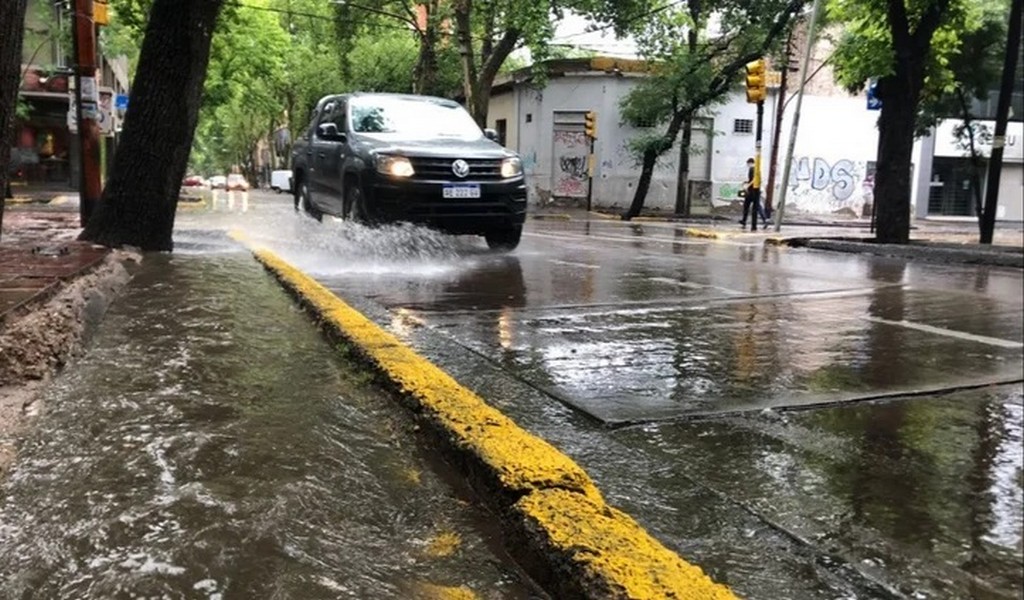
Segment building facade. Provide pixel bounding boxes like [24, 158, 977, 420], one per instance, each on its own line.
[12, 0, 130, 191]
[486, 55, 1023, 222]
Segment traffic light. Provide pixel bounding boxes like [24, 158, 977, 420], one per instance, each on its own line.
[745, 59, 767, 104]
[584, 111, 597, 139]
[94, 0, 110, 26]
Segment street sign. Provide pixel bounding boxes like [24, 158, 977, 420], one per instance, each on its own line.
[867, 80, 882, 110]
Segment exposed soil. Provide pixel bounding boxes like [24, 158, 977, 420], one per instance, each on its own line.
[0, 251, 137, 476]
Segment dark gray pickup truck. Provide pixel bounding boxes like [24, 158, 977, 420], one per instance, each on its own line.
[291, 92, 528, 250]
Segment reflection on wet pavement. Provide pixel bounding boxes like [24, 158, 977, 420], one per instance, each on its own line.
[613, 385, 1024, 600]
[0, 250, 532, 599]
[165, 194, 1023, 598]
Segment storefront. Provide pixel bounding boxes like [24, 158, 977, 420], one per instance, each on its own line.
[927, 119, 1024, 221]
[11, 68, 73, 189]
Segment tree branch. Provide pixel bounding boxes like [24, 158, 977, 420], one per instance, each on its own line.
[345, 1, 418, 28]
[687, 0, 805, 114]
[478, 27, 520, 94]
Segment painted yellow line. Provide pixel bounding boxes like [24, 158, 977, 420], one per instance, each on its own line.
[234, 236, 736, 599]
[517, 489, 736, 599]
[250, 246, 601, 499]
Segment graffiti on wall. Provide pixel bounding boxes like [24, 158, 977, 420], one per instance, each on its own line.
[788, 157, 875, 216]
[553, 129, 589, 198]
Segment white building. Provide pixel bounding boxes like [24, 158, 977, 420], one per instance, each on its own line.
[485, 56, 1023, 222]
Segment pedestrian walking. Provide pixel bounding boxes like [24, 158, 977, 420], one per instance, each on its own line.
[739, 158, 768, 231]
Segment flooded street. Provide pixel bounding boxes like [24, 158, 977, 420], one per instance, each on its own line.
[0, 245, 534, 598]
[185, 191, 1021, 598]
[2, 189, 1020, 598]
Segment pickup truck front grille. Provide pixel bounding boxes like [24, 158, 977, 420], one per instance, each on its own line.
[408, 157, 503, 181]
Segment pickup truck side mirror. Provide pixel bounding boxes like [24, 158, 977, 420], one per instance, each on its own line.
[483, 128, 499, 142]
[317, 122, 346, 142]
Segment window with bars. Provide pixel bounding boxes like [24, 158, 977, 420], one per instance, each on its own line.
[733, 118, 753, 134]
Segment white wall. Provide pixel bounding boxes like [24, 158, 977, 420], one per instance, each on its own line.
[497, 71, 984, 220]
[510, 74, 688, 210]
[487, 91, 517, 150]
[700, 89, 886, 218]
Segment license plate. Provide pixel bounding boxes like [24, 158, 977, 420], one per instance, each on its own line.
[442, 184, 481, 199]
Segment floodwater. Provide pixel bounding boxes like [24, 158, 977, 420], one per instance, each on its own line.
[5, 192, 1015, 599]
[174, 193, 1023, 599]
[0, 244, 536, 599]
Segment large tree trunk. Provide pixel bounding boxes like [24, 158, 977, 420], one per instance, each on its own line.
[453, 1, 477, 120]
[79, 0, 224, 251]
[673, 3, 701, 217]
[873, 0, 952, 244]
[873, 65, 922, 244]
[623, 110, 688, 220]
[0, 0, 30, 241]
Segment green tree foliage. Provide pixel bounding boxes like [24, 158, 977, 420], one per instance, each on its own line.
[617, 0, 805, 219]
[827, 0, 969, 243]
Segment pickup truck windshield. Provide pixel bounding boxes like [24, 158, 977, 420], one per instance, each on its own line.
[349, 97, 482, 139]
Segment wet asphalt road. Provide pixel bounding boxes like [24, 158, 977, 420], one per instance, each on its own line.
[189, 191, 1022, 598]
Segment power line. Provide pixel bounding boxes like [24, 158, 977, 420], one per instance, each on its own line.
[551, 0, 687, 42]
[225, 1, 412, 32]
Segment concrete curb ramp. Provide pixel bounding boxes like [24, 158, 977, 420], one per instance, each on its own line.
[243, 244, 736, 600]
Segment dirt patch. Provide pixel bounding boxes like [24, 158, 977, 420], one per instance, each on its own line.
[0, 251, 137, 477]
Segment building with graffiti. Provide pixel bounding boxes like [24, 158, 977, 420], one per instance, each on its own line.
[485, 48, 1022, 223]
[11, 0, 130, 192]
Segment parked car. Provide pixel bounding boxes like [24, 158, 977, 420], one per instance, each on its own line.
[210, 175, 227, 189]
[226, 173, 249, 191]
[183, 175, 207, 187]
[270, 169, 292, 193]
[291, 92, 527, 250]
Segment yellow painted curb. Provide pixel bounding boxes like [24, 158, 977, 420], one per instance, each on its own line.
[588, 210, 619, 220]
[531, 213, 572, 221]
[516, 489, 736, 599]
[684, 228, 721, 240]
[235, 236, 736, 600]
[250, 246, 601, 500]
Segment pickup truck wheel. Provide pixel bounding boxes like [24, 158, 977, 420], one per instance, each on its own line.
[346, 183, 372, 225]
[297, 179, 322, 222]
[484, 226, 522, 251]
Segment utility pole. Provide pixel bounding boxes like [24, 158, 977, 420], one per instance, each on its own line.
[774, 0, 822, 232]
[765, 31, 793, 216]
[745, 58, 768, 227]
[979, 0, 1022, 244]
[72, 0, 102, 226]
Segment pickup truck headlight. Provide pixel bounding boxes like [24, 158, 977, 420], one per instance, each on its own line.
[500, 157, 523, 178]
[376, 155, 415, 178]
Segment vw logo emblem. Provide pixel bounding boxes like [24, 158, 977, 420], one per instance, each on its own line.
[451, 159, 470, 178]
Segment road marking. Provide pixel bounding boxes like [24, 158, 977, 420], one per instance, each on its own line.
[232, 235, 737, 600]
[526, 230, 713, 247]
[647, 276, 743, 295]
[863, 316, 1024, 349]
[548, 259, 601, 269]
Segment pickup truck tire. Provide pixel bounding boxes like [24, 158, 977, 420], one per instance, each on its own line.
[484, 226, 522, 251]
[296, 178, 323, 222]
[345, 183, 372, 225]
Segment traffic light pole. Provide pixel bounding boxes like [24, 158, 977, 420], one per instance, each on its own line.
[72, 0, 102, 226]
[754, 100, 764, 201]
